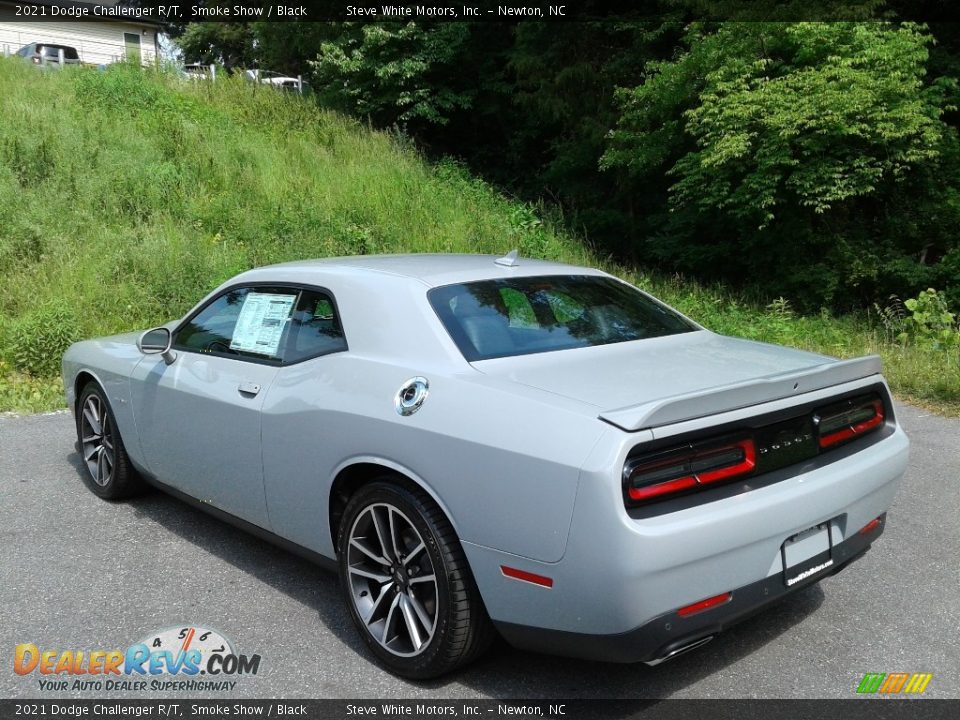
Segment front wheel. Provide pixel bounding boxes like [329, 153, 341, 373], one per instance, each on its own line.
[337, 481, 492, 678]
[76, 383, 143, 499]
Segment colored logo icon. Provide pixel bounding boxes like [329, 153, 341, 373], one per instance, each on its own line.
[856, 673, 933, 694]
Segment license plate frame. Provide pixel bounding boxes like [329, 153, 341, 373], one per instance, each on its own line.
[781, 521, 835, 589]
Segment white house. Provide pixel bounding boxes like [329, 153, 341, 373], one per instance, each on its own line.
[0, 1, 161, 67]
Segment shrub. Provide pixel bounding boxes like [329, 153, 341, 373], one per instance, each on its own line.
[9, 303, 81, 377]
[900, 288, 959, 349]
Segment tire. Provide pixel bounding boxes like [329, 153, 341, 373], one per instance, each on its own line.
[337, 480, 493, 679]
[75, 382, 143, 500]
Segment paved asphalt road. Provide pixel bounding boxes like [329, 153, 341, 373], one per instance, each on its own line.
[2, 403, 958, 700]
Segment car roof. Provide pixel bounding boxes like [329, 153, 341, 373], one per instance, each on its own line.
[250, 254, 606, 288]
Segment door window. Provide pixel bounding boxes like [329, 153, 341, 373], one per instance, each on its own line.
[175, 287, 298, 364]
[174, 286, 347, 365]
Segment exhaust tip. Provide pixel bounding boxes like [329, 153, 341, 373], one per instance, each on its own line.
[643, 635, 714, 667]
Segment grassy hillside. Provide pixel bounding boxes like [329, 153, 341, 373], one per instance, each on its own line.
[0, 59, 956, 415]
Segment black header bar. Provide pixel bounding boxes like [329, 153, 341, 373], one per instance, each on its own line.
[4, 0, 960, 24]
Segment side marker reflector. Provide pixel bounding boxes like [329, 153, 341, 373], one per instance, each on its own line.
[677, 592, 732, 617]
[500, 565, 554, 588]
[859, 517, 882, 535]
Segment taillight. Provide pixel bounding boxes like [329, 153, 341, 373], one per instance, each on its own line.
[625, 391, 891, 509]
[625, 438, 756, 504]
[816, 397, 885, 449]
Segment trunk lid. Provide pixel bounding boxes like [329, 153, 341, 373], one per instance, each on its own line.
[472, 331, 881, 431]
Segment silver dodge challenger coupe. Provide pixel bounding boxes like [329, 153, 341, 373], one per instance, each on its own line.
[62, 253, 910, 678]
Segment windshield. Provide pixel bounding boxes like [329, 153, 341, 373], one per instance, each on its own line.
[428, 275, 697, 361]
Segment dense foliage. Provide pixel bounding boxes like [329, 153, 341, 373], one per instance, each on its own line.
[172, 10, 960, 313]
[312, 23, 476, 125]
[602, 21, 960, 310]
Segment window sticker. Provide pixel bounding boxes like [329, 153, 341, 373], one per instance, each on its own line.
[229, 292, 296, 356]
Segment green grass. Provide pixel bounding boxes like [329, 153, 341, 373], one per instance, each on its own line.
[0, 59, 957, 416]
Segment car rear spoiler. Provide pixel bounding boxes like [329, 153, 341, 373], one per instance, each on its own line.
[599, 355, 883, 432]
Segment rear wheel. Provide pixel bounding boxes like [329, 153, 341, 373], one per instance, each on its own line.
[337, 480, 493, 678]
[76, 383, 143, 499]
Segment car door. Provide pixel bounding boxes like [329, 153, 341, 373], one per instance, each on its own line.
[129, 285, 301, 529]
[258, 287, 351, 552]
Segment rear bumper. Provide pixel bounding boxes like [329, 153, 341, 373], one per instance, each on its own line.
[494, 515, 883, 664]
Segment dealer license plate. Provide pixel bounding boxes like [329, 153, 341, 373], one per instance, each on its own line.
[781, 522, 834, 588]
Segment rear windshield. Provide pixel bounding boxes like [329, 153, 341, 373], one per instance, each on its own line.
[428, 275, 697, 361]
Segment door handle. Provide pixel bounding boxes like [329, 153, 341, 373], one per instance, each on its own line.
[238, 381, 261, 396]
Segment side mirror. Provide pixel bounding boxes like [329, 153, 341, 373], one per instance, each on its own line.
[138, 327, 177, 365]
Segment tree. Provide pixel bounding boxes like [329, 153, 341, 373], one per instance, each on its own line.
[603, 21, 960, 307]
[251, 22, 335, 77]
[309, 23, 476, 127]
[175, 22, 255, 71]
[502, 21, 681, 250]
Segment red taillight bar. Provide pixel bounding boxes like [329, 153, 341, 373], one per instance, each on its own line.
[697, 439, 756, 485]
[818, 398, 885, 448]
[626, 439, 756, 503]
[628, 474, 698, 502]
[678, 592, 732, 617]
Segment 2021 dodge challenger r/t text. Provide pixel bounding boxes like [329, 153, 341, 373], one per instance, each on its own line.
[62, 254, 909, 678]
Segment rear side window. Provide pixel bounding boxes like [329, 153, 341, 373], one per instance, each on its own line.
[284, 290, 348, 363]
[429, 275, 696, 361]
